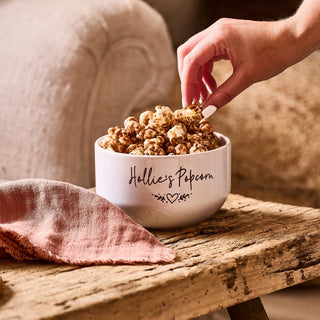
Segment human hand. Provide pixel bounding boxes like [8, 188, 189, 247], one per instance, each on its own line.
[177, 17, 306, 110]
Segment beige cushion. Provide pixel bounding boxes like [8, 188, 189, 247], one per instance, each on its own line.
[0, 0, 175, 187]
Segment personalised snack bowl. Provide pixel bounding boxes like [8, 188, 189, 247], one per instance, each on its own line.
[95, 133, 231, 229]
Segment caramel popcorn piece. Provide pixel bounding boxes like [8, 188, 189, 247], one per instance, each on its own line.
[139, 110, 154, 126]
[129, 146, 144, 155]
[153, 106, 175, 128]
[167, 123, 187, 144]
[155, 126, 168, 137]
[188, 121, 201, 134]
[119, 135, 132, 149]
[207, 133, 220, 149]
[126, 144, 138, 153]
[108, 140, 126, 153]
[175, 143, 189, 155]
[187, 133, 202, 145]
[124, 116, 141, 136]
[165, 141, 176, 155]
[199, 118, 213, 134]
[144, 136, 166, 148]
[98, 135, 112, 148]
[107, 126, 122, 137]
[138, 127, 158, 140]
[174, 104, 202, 127]
[144, 144, 166, 156]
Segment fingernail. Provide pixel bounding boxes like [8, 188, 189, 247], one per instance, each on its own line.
[202, 105, 217, 118]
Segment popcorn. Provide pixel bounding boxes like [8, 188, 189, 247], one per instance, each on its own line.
[99, 135, 112, 148]
[98, 105, 220, 155]
[199, 118, 213, 134]
[128, 145, 144, 155]
[107, 126, 122, 137]
[118, 136, 132, 149]
[108, 139, 126, 153]
[138, 127, 158, 140]
[187, 133, 202, 145]
[126, 143, 139, 154]
[189, 143, 208, 153]
[153, 106, 174, 128]
[124, 116, 141, 136]
[175, 142, 189, 155]
[185, 104, 203, 123]
[144, 144, 166, 156]
[165, 141, 176, 155]
[144, 136, 166, 148]
[174, 104, 202, 127]
[167, 123, 187, 144]
[139, 110, 154, 126]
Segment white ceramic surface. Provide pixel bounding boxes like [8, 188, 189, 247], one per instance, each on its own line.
[95, 133, 231, 229]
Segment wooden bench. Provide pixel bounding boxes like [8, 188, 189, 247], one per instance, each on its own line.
[1, 194, 320, 320]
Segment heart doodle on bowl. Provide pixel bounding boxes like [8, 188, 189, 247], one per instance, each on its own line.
[166, 193, 179, 204]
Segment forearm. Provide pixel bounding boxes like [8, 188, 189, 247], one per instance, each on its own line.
[289, 0, 320, 54]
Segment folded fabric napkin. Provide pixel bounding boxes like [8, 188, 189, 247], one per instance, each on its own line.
[0, 179, 175, 265]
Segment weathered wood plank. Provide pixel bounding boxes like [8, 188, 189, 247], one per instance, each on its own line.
[1, 194, 320, 320]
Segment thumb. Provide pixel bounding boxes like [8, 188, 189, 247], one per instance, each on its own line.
[203, 68, 252, 109]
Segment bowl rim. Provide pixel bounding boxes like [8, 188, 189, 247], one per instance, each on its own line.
[95, 132, 230, 160]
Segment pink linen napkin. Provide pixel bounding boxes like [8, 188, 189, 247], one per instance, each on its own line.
[0, 179, 175, 265]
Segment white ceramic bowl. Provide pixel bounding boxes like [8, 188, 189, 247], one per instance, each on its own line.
[95, 133, 231, 229]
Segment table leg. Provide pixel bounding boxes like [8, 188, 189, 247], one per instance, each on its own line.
[227, 297, 269, 320]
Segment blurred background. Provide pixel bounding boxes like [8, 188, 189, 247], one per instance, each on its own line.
[145, 0, 302, 48]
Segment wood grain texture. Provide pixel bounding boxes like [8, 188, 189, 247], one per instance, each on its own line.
[1, 194, 320, 320]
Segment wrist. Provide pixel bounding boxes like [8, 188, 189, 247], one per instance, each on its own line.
[288, 0, 320, 55]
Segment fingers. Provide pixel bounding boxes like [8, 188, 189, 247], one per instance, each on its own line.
[180, 34, 221, 106]
[177, 28, 211, 79]
[180, 36, 251, 108]
[197, 67, 208, 102]
[179, 18, 281, 109]
[178, 35, 209, 106]
[192, 83, 200, 104]
[202, 67, 252, 108]
[203, 60, 217, 93]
